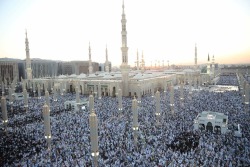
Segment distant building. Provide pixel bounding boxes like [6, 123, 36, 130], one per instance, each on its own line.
[99, 62, 112, 72]
[59, 61, 99, 75]
[0, 58, 24, 83]
[31, 59, 59, 78]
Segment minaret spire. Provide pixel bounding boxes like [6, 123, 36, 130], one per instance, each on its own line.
[25, 29, 32, 79]
[122, 0, 125, 14]
[121, 0, 128, 65]
[88, 42, 93, 74]
[120, 0, 130, 96]
[207, 53, 210, 75]
[141, 51, 145, 72]
[136, 49, 139, 70]
[211, 55, 215, 77]
[105, 45, 109, 72]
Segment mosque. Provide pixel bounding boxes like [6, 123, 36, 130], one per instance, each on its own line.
[2, 1, 217, 97]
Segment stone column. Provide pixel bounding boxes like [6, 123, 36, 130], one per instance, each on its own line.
[53, 86, 57, 101]
[23, 89, 28, 112]
[180, 83, 184, 101]
[132, 97, 138, 147]
[137, 84, 141, 105]
[245, 84, 249, 113]
[8, 88, 13, 112]
[118, 88, 123, 112]
[1, 82, 4, 95]
[155, 90, 161, 125]
[163, 81, 167, 99]
[32, 82, 36, 96]
[44, 81, 48, 92]
[89, 109, 99, 166]
[170, 85, 174, 114]
[38, 84, 41, 99]
[89, 94, 94, 112]
[43, 104, 51, 149]
[94, 84, 97, 98]
[60, 82, 64, 95]
[45, 90, 50, 107]
[76, 86, 80, 104]
[98, 83, 101, 99]
[1, 96, 8, 131]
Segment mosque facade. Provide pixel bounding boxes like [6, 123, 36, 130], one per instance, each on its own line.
[1, 1, 218, 97]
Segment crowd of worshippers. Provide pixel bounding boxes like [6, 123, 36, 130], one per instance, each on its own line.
[1, 74, 250, 166]
[216, 74, 239, 86]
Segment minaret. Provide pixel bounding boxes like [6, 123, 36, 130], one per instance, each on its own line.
[194, 43, 197, 68]
[207, 53, 210, 75]
[25, 30, 32, 80]
[105, 45, 109, 72]
[88, 42, 93, 74]
[141, 51, 145, 72]
[120, 0, 130, 96]
[136, 49, 139, 70]
[212, 55, 215, 76]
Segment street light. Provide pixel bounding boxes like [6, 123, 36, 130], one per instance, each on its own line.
[1, 82, 4, 95]
[170, 85, 175, 115]
[53, 86, 58, 102]
[132, 97, 139, 147]
[118, 88, 123, 113]
[89, 109, 99, 167]
[43, 104, 51, 150]
[23, 89, 28, 112]
[155, 90, 161, 125]
[1, 96, 8, 131]
[45, 90, 50, 107]
[89, 94, 94, 112]
[98, 83, 101, 99]
[137, 84, 141, 105]
[38, 84, 41, 99]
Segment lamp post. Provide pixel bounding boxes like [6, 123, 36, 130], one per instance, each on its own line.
[32, 82, 36, 97]
[45, 90, 50, 107]
[94, 85, 97, 98]
[118, 88, 123, 114]
[60, 82, 64, 95]
[151, 83, 155, 97]
[163, 80, 167, 99]
[1, 96, 8, 131]
[137, 84, 141, 106]
[170, 85, 174, 115]
[75, 86, 80, 111]
[245, 84, 249, 113]
[132, 97, 139, 148]
[155, 90, 161, 125]
[38, 84, 41, 99]
[43, 104, 51, 150]
[89, 94, 94, 112]
[89, 109, 99, 167]
[53, 86, 58, 102]
[23, 89, 28, 112]
[98, 83, 101, 99]
[44, 81, 48, 93]
[242, 81, 246, 104]
[76, 86, 80, 103]
[1, 82, 4, 95]
[8, 88, 13, 112]
[180, 82, 184, 108]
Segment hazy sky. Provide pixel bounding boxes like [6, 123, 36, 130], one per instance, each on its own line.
[0, 0, 250, 67]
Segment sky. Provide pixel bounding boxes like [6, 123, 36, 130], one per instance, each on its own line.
[0, 0, 250, 67]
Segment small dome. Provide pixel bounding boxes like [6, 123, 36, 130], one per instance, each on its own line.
[77, 73, 86, 78]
